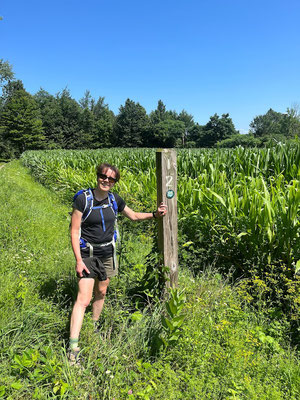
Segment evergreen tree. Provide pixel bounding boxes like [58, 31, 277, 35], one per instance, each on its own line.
[92, 96, 115, 147]
[34, 89, 65, 148]
[79, 90, 94, 111]
[93, 96, 107, 118]
[79, 107, 95, 147]
[114, 99, 149, 147]
[56, 89, 83, 148]
[149, 100, 167, 125]
[177, 110, 194, 130]
[0, 80, 45, 156]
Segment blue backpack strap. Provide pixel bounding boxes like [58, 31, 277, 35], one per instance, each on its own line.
[82, 188, 94, 222]
[99, 208, 106, 232]
[73, 188, 94, 222]
[108, 192, 118, 216]
[73, 189, 85, 202]
[108, 192, 119, 242]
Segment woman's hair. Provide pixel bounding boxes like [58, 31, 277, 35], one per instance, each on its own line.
[96, 163, 120, 182]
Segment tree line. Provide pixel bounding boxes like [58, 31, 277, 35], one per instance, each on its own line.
[1, 59, 299, 159]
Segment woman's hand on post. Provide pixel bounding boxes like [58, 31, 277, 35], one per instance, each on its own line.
[155, 202, 168, 218]
[76, 259, 90, 278]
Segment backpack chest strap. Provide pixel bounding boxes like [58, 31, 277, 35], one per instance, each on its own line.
[92, 204, 115, 232]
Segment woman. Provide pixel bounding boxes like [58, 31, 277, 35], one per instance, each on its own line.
[69, 163, 167, 363]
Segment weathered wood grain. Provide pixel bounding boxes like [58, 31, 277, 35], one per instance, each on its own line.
[156, 149, 178, 287]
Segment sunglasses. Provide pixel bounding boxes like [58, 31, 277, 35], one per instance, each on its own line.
[98, 173, 117, 184]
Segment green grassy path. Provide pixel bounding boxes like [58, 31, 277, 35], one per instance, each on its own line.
[0, 160, 75, 316]
[0, 161, 77, 398]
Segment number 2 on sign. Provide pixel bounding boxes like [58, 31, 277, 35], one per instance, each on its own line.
[166, 175, 173, 187]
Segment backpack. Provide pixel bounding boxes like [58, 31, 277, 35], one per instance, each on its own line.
[73, 188, 119, 255]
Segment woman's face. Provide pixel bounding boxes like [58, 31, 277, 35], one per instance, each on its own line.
[97, 168, 117, 192]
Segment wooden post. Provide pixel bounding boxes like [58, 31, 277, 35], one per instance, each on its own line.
[156, 149, 178, 287]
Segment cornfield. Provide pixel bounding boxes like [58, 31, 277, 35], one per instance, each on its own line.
[21, 144, 300, 275]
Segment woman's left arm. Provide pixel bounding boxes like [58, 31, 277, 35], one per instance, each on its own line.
[121, 202, 167, 221]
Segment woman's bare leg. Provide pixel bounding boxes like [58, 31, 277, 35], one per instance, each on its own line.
[92, 278, 110, 321]
[70, 278, 95, 339]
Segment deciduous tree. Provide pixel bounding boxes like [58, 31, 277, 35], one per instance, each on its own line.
[250, 108, 300, 139]
[250, 109, 285, 137]
[199, 113, 237, 147]
[177, 110, 195, 146]
[0, 59, 14, 86]
[152, 119, 185, 147]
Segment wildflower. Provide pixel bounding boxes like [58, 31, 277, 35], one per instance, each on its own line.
[128, 389, 133, 395]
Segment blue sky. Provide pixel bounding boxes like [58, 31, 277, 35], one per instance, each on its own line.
[1, 0, 300, 133]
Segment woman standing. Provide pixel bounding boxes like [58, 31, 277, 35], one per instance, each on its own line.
[69, 163, 167, 363]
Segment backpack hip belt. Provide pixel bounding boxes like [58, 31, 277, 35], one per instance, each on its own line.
[80, 239, 117, 270]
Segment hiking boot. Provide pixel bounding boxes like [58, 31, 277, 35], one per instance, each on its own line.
[67, 347, 81, 366]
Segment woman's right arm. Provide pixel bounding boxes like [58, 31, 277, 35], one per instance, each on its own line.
[70, 209, 90, 277]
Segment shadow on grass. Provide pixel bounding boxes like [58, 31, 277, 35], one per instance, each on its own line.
[38, 275, 79, 342]
[39, 274, 78, 310]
